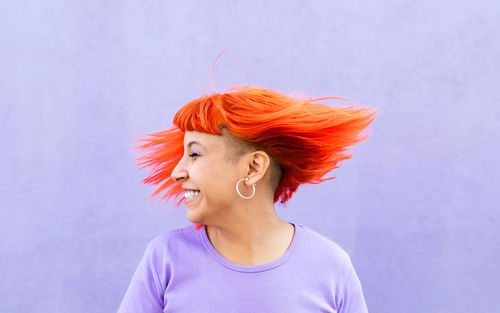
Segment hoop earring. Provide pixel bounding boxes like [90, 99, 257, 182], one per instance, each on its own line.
[236, 177, 256, 199]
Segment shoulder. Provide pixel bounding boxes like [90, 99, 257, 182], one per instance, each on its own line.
[298, 224, 353, 272]
[150, 223, 195, 242]
[145, 224, 201, 258]
[296, 225, 367, 311]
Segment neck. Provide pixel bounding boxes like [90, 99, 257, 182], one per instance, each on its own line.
[204, 205, 294, 265]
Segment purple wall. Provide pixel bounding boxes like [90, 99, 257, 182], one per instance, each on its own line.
[1, 0, 499, 312]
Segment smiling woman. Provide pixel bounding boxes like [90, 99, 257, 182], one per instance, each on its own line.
[118, 85, 377, 313]
[134, 86, 376, 219]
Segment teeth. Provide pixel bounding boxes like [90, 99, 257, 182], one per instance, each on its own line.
[185, 190, 200, 198]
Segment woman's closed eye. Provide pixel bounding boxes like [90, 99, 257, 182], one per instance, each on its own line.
[188, 152, 200, 158]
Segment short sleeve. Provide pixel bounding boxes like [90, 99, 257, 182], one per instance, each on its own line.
[337, 257, 369, 313]
[117, 241, 164, 313]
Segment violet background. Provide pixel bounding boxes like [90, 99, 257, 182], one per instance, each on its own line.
[1, 0, 499, 312]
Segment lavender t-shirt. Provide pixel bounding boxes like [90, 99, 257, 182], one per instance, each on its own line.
[117, 222, 368, 313]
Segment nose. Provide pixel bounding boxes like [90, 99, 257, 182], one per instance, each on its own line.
[171, 160, 188, 182]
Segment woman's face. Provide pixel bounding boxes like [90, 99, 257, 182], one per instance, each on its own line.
[170, 130, 245, 224]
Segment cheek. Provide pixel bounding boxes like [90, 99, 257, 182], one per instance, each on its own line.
[201, 162, 236, 190]
[191, 160, 221, 184]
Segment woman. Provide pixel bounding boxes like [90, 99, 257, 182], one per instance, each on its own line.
[118, 85, 377, 313]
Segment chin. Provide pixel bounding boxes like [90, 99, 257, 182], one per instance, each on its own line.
[186, 209, 203, 224]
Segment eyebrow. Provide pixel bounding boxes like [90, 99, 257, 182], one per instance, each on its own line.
[186, 141, 205, 149]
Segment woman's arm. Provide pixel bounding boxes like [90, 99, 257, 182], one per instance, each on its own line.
[336, 258, 369, 313]
[117, 242, 164, 313]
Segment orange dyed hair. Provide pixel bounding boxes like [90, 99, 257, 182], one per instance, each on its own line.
[133, 86, 377, 230]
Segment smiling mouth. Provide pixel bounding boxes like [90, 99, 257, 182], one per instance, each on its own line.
[184, 190, 200, 203]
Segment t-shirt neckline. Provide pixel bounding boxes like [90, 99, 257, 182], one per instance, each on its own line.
[199, 222, 303, 273]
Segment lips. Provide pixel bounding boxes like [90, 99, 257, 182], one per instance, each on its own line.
[182, 188, 200, 191]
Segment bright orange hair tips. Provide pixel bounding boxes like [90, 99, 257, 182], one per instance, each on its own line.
[133, 86, 377, 230]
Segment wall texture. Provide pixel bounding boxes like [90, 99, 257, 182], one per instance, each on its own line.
[1, 0, 499, 312]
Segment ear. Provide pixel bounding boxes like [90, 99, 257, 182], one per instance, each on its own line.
[245, 150, 270, 185]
